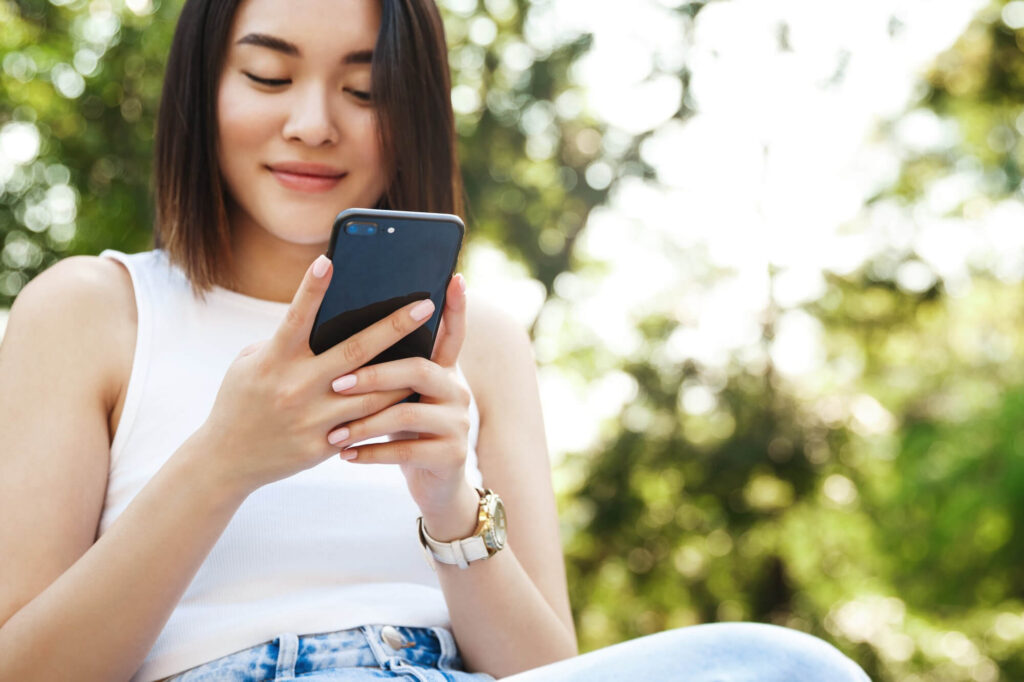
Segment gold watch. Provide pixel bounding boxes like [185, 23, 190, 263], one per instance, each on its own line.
[417, 488, 507, 570]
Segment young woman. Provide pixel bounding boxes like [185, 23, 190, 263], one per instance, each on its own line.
[0, 0, 870, 680]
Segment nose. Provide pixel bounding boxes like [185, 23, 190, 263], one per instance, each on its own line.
[281, 83, 339, 147]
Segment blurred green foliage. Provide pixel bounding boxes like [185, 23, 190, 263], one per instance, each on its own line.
[4, 0, 1024, 681]
[558, 2, 1024, 681]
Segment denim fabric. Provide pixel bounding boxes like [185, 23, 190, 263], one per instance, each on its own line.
[163, 622, 870, 681]
[164, 625, 495, 682]
[501, 622, 872, 682]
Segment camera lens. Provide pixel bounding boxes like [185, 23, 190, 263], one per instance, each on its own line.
[346, 222, 377, 235]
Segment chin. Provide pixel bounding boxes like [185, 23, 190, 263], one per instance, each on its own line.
[253, 212, 333, 246]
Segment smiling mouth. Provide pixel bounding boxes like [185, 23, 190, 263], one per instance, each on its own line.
[268, 167, 347, 193]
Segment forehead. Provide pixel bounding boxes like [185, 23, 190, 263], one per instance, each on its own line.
[228, 0, 381, 56]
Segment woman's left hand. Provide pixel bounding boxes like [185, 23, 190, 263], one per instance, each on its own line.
[328, 273, 476, 519]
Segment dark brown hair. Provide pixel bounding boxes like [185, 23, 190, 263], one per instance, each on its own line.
[153, 0, 463, 299]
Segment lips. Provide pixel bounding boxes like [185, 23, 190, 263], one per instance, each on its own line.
[269, 161, 345, 177]
[267, 162, 346, 193]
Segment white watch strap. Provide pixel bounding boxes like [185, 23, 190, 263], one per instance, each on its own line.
[420, 524, 490, 569]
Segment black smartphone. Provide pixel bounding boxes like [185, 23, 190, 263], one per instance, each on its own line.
[309, 208, 465, 371]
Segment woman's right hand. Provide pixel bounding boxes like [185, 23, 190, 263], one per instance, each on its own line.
[195, 254, 433, 495]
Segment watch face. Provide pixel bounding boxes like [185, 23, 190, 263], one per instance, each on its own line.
[486, 497, 507, 551]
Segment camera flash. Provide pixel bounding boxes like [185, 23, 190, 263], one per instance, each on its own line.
[387, 227, 396, 234]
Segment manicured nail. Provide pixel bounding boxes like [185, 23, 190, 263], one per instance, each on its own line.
[312, 255, 330, 278]
[455, 273, 466, 293]
[332, 374, 357, 392]
[410, 299, 435, 321]
[328, 427, 349, 445]
[340, 450, 358, 461]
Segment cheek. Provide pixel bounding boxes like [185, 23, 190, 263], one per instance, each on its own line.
[217, 81, 274, 167]
[350, 109, 384, 170]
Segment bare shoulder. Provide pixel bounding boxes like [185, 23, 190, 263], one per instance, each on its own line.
[18, 254, 134, 301]
[0, 256, 136, 625]
[14, 254, 135, 318]
[459, 292, 537, 416]
[7, 255, 136, 415]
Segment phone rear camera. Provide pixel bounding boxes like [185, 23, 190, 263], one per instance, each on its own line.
[346, 222, 378, 235]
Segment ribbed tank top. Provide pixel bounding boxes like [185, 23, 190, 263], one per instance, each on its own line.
[97, 249, 483, 682]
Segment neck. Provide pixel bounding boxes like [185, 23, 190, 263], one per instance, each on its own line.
[224, 205, 329, 304]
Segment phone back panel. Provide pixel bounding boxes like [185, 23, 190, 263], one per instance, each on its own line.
[309, 210, 464, 362]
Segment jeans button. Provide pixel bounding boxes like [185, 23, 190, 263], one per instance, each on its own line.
[381, 625, 411, 649]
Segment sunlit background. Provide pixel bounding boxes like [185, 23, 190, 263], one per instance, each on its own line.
[5, 0, 1024, 679]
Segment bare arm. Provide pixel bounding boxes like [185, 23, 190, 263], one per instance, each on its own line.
[0, 257, 251, 681]
[426, 297, 578, 677]
[0, 429, 248, 681]
[329, 289, 577, 677]
[0, 254, 445, 681]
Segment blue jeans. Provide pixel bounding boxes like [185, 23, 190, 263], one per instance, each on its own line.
[164, 622, 870, 681]
[164, 625, 486, 682]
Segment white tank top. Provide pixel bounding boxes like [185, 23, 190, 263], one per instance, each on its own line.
[97, 249, 484, 682]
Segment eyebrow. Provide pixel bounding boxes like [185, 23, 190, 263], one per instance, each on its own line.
[236, 33, 374, 64]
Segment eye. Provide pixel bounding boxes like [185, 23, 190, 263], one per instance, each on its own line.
[345, 88, 371, 102]
[244, 72, 290, 87]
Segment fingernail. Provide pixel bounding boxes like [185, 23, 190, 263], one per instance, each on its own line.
[328, 427, 349, 445]
[340, 450, 358, 461]
[455, 273, 466, 293]
[312, 255, 330, 278]
[332, 374, 357, 392]
[410, 299, 435, 321]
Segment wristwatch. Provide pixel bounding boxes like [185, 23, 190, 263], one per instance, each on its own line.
[417, 487, 507, 570]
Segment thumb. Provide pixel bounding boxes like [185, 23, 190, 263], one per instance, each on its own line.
[268, 254, 333, 357]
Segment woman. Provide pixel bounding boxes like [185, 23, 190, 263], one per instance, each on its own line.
[0, 0, 870, 680]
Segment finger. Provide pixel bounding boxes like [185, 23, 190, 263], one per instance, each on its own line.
[431, 274, 467, 368]
[331, 357, 462, 403]
[324, 387, 412, 426]
[341, 438, 452, 467]
[269, 254, 333, 358]
[314, 297, 435, 375]
[326, 402, 459, 449]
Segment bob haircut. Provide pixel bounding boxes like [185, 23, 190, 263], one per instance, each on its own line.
[153, 0, 463, 299]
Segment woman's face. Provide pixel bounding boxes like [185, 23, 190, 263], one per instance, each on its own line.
[217, 0, 385, 246]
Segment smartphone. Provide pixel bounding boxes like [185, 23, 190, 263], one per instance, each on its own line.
[309, 208, 465, 373]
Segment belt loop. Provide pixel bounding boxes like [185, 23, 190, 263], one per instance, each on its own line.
[362, 624, 393, 667]
[274, 632, 299, 679]
[431, 626, 461, 669]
